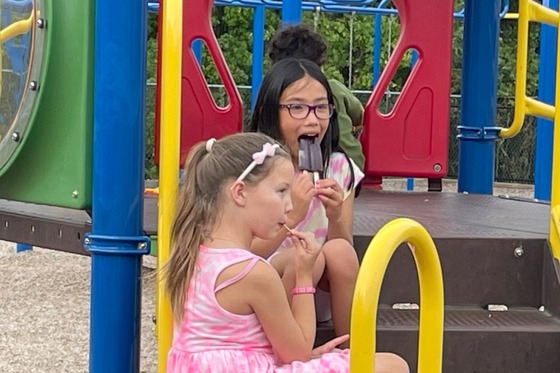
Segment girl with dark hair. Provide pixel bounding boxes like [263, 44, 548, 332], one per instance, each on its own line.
[249, 58, 361, 349]
[249, 58, 341, 179]
[267, 24, 366, 171]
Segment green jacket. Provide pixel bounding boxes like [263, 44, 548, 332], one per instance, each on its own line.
[329, 79, 365, 171]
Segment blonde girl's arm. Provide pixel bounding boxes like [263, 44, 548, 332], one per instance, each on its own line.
[247, 231, 321, 363]
[246, 261, 316, 363]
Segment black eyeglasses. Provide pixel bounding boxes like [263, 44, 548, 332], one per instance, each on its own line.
[279, 103, 334, 120]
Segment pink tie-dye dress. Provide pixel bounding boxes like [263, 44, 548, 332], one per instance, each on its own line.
[167, 245, 350, 372]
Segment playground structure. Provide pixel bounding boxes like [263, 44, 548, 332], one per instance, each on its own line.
[0, 0, 559, 372]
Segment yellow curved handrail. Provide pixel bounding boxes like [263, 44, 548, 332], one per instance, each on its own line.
[501, 0, 559, 139]
[350, 218, 444, 372]
[0, 8, 38, 104]
[0, 11, 34, 44]
[156, 0, 183, 371]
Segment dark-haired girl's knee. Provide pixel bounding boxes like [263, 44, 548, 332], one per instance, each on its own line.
[321, 239, 359, 280]
[375, 352, 410, 373]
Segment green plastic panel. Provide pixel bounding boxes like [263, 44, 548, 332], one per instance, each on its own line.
[0, 0, 93, 209]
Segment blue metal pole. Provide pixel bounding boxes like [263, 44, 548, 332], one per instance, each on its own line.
[534, 0, 558, 201]
[192, 39, 203, 65]
[372, 14, 381, 86]
[457, 0, 501, 194]
[251, 5, 265, 110]
[406, 50, 419, 191]
[282, 0, 302, 25]
[88, 0, 149, 371]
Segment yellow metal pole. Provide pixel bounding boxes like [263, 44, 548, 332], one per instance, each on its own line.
[157, 0, 182, 371]
[502, 0, 559, 138]
[550, 14, 560, 260]
[552, 207, 560, 256]
[501, 0, 529, 139]
[350, 218, 444, 373]
[504, 13, 519, 20]
[528, 0, 559, 26]
[525, 97, 555, 119]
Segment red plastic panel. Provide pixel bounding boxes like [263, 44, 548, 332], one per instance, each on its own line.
[154, 0, 243, 166]
[362, 0, 453, 179]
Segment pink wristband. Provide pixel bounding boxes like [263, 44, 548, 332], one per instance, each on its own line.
[291, 287, 316, 295]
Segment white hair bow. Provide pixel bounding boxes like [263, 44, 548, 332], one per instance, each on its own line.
[236, 143, 280, 182]
[206, 138, 216, 152]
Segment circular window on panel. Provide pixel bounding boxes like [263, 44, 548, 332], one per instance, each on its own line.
[0, 0, 44, 170]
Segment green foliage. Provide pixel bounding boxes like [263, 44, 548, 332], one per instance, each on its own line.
[147, 13, 158, 83]
[145, 2, 543, 183]
[145, 13, 159, 180]
[196, 7, 281, 86]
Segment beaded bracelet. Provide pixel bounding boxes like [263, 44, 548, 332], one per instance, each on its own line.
[291, 287, 316, 295]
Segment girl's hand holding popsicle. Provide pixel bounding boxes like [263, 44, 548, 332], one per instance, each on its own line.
[315, 178, 344, 221]
[289, 172, 316, 223]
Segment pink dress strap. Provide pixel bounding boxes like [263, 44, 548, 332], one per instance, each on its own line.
[214, 256, 261, 293]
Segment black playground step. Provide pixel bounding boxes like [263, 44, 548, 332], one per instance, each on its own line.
[343, 240, 560, 372]
[367, 238, 551, 308]
[317, 305, 560, 372]
[376, 305, 560, 372]
[345, 190, 558, 372]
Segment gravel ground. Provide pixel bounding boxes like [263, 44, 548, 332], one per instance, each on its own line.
[0, 179, 536, 372]
[0, 243, 158, 373]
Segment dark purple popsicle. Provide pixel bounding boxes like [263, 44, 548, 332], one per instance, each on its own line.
[298, 136, 323, 181]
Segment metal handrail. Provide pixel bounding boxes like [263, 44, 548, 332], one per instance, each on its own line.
[349, 218, 444, 372]
[551, 207, 560, 259]
[501, 0, 559, 139]
[550, 42, 560, 258]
